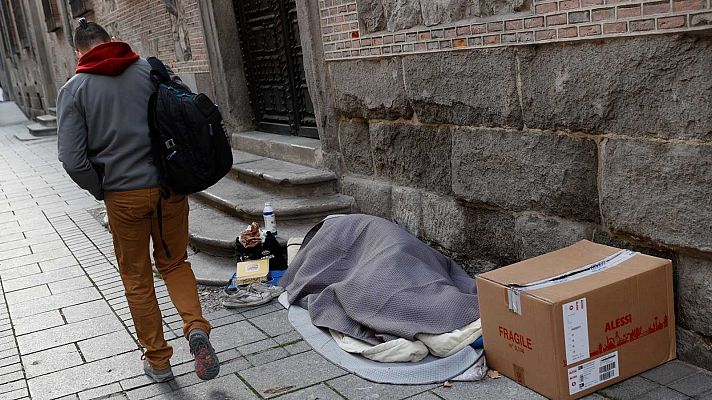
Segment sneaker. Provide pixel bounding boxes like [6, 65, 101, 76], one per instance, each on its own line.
[143, 360, 174, 383]
[188, 329, 220, 381]
[248, 282, 285, 299]
[222, 286, 271, 308]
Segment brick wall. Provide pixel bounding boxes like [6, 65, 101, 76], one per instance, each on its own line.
[320, 0, 712, 59]
[93, 0, 210, 76]
[0, 0, 213, 113]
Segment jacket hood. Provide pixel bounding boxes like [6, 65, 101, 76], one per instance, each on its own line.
[76, 41, 139, 76]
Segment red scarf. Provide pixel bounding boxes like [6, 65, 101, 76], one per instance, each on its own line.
[75, 41, 139, 76]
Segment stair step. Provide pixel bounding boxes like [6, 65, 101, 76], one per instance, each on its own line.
[193, 178, 353, 221]
[189, 200, 318, 257]
[27, 123, 57, 137]
[233, 131, 323, 168]
[47, 107, 57, 116]
[11, 125, 51, 142]
[36, 114, 57, 126]
[188, 252, 235, 286]
[230, 150, 337, 196]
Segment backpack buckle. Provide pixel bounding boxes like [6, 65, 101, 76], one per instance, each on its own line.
[165, 139, 175, 149]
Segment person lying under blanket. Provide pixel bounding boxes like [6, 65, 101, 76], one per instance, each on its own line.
[279, 214, 482, 363]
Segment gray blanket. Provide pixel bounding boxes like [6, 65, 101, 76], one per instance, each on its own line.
[280, 214, 480, 345]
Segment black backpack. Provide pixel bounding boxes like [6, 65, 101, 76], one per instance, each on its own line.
[146, 57, 233, 195]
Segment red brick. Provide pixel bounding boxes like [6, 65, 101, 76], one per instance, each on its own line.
[581, 0, 605, 6]
[569, 10, 591, 23]
[488, 21, 504, 31]
[603, 21, 628, 32]
[643, 1, 671, 15]
[418, 31, 431, 40]
[690, 11, 712, 26]
[518, 31, 535, 41]
[456, 26, 471, 36]
[453, 38, 468, 47]
[558, 26, 579, 37]
[658, 15, 687, 28]
[472, 24, 487, 34]
[535, 29, 558, 39]
[592, 8, 615, 21]
[502, 33, 518, 43]
[560, 0, 581, 10]
[468, 37, 484, 46]
[617, 5, 642, 18]
[547, 13, 568, 25]
[580, 24, 603, 35]
[672, 0, 705, 11]
[484, 34, 501, 44]
[505, 19, 525, 30]
[525, 17, 546, 28]
[535, 2, 559, 13]
[630, 18, 655, 31]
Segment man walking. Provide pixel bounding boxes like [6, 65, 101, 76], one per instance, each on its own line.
[56, 19, 219, 382]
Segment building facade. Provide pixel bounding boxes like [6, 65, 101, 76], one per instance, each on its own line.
[0, 0, 710, 371]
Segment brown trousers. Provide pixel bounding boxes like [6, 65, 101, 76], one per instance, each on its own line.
[105, 187, 210, 369]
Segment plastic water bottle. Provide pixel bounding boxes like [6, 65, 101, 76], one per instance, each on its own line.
[263, 202, 277, 236]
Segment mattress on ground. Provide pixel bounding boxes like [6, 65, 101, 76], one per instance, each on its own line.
[280, 293, 486, 385]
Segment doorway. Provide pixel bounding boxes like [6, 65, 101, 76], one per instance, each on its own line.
[233, 0, 318, 139]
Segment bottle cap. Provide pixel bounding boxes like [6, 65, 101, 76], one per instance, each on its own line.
[265, 202, 272, 207]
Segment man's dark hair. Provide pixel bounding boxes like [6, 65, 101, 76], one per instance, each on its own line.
[74, 18, 111, 52]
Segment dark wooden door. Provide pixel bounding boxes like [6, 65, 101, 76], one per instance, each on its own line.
[234, 0, 318, 138]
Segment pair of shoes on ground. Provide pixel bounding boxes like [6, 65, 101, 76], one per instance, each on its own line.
[143, 329, 220, 382]
[222, 282, 285, 308]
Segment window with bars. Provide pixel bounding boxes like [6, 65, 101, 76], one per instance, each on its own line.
[41, 0, 61, 32]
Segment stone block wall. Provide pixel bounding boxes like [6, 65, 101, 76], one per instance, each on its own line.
[327, 34, 712, 370]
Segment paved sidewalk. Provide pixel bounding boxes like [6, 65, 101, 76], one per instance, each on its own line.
[1, 117, 711, 400]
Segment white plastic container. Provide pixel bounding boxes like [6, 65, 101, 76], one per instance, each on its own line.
[263, 202, 278, 236]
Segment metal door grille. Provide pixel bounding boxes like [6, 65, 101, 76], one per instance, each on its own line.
[234, 0, 318, 138]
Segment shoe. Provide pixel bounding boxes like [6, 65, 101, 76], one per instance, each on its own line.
[143, 360, 174, 383]
[248, 282, 285, 299]
[188, 329, 220, 381]
[222, 286, 271, 308]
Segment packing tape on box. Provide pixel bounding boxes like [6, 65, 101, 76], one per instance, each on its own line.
[507, 250, 637, 315]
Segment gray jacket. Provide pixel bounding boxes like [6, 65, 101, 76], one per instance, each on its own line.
[57, 58, 159, 200]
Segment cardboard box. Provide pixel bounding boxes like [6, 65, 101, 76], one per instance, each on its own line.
[236, 258, 270, 285]
[476, 240, 675, 400]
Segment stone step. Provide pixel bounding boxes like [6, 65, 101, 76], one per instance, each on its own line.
[11, 125, 52, 142]
[233, 131, 323, 168]
[36, 114, 57, 127]
[188, 251, 235, 286]
[230, 150, 337, 196]
[189, 200, 318, 257]
[27, 123, 57, 137]
[193, 177, 354, 222]
[48, 107, 57, 116]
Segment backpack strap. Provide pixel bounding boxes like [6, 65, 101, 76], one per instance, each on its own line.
[147, 57, 173, 258]
[147, 57, 171, 85]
